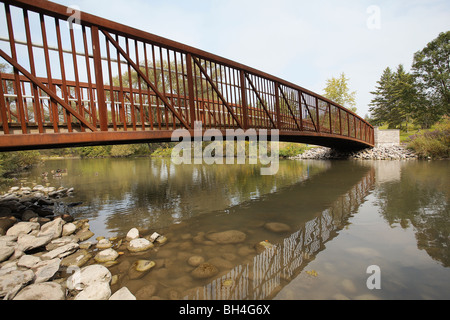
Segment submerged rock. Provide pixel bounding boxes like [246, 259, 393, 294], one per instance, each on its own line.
[128, 260, 156, 280]
[264, 222, 291, 233]
[191, 263, 219, 279]
[206, 230, 247, 244]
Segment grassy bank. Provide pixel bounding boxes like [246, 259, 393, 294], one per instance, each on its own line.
[406, 117, 449, 159]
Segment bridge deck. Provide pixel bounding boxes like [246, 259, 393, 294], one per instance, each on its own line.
[0, 0, 374, 151]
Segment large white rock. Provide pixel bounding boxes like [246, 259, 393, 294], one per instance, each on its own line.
[17, 255, 41, 269]
[33, 258, 61, 283]
[13, 282, 65, 300]
[126, 228, 140, 241]
[38, 218, 65, 240]
[127, 238, 154, 253]
[74, 282, 111, 300]
[66, 264, 112, 291]
[109, 287, 136, 300]
[17, 234, 52, 252]
[41, 242, 79, 260]
[62, 223, 77, 237]
[94, 248, 119, 263]
[6, 222, 40, 237]
[0, 269, 34, 298]
[0, 246, 14, 263]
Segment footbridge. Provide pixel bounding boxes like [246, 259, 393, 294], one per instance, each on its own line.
[0, 0, 374, 151]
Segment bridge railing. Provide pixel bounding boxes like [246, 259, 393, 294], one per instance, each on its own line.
[0, 0, 374, 149]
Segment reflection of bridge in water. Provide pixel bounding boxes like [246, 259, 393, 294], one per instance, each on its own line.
[185, 167, 375, 300]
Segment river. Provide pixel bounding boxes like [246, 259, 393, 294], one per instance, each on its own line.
[2, 157, 449, 300]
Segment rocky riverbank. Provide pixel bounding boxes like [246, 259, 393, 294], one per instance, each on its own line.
[0, 185, 167, 300]
[290, 145, 419, 161]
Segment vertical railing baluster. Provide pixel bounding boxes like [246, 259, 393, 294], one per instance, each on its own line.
[239, 70, 248, 130]
[91, 26, 107, 132]
[315, 97, 320, 133]
[23, 10, 43, 133]
[55, 19, 72, 132]
[5, 4, 27, 134]
[0, 73, 9, 134]
[275, 83, 281, 130]
[186, 53, 196, 129]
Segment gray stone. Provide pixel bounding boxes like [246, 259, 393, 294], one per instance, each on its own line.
[6, 222, 40, 237]
[0, 269, 34, 298]
[17, 234, 52, 252]
[33, 258, 61, 283]
[13, 282, 65, 300]
[38, 217, 64, 240]
[46, 236, 77, 251]
[17, 255, 41, 269]
[41, 242, 79, 260]
[0, 246, 14, 263]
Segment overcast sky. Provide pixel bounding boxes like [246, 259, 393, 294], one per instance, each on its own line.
[51, 0, 450, 117]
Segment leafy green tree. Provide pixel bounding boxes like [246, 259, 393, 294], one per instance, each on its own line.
[323, 72, 357, 113]
[412, 31, 450, 128]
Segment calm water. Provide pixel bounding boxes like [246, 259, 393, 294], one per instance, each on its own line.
[3, 158, 449, 300]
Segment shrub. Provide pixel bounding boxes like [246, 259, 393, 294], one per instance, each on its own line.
[279, 143, 307, 158]
[0, 150, 41, 176]
[407, 117, 450, 159]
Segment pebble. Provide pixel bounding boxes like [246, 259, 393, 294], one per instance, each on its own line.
[291, 145, 418, 160]
[0, 185, 139, 300]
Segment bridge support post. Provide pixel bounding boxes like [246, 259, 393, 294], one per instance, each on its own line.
[91, 26, 108, 132]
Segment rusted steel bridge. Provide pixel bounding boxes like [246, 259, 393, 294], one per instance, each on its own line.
[0, 0, 374, 152]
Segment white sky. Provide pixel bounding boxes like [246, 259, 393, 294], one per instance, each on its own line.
[49, 0, 450, 117]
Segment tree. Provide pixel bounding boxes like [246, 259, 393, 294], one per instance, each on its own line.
[323, 72, 357, 113]
[369, 65, 420, 130]
[369, 67, 396, 127]
[412, 31, 450, 128]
